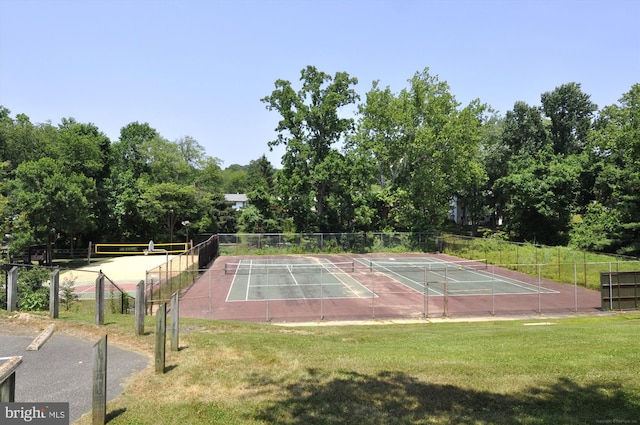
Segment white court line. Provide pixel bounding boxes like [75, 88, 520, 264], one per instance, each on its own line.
[75, 285, 95, 293]
[245, 260, 253, 301]
[225, 261, 242, 302]
[226, 294, 361, 302]
[230, 259, 373, 300]
[356, 258, 444, 296]
[362, 258, 559, 296]
[314, 258, 374, 298]
[408, 258, 553, 293]
[288, 264, 301, 286]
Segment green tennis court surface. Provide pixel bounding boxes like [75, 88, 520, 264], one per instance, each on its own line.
[362, 257, 558, 296]
[225, 257, 557, 302]
[226, 258, 372, 301]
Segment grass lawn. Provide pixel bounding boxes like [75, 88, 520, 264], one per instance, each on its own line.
[3, 311, 639, 424]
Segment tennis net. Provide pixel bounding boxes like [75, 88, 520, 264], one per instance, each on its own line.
[224, 261, 355, 275]
[369, 259, 488, 274]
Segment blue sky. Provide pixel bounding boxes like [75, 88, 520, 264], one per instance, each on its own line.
[1, 0, 638, 167]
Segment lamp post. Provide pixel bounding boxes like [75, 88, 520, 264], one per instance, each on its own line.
[181, 221, 190, 245]
[168, 209, 176, 246]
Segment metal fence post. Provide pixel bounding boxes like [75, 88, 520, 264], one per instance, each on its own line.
[320, 268, 324, 320]
[50, 269, 60, 319]
[170, 291, 179, 351]
[135, 281, 145, 336]
[95, 272, 104, 326]
[423, 267, 428, 318]
[266, 267, 270, 322]
[444, 271, 449, 318]
[574, 263, 579, 312]
[537, 264, 542, 314]
[7, 266, 18, 312]
[371, 266, 376, 319]
[491, 265, 495, 316]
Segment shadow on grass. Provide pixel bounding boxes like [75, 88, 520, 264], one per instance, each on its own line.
[106, 407, 126, 423]
[252, 369, 639, 424]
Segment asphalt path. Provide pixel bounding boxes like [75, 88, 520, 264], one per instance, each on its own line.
[0, 333, 148, 423]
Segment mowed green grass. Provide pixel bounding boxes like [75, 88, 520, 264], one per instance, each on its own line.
[57, 312, 640, 425]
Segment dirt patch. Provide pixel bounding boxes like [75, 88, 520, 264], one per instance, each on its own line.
[0, 312, 49, 335]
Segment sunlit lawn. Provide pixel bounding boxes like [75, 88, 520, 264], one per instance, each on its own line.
[40, 311, 639, 425]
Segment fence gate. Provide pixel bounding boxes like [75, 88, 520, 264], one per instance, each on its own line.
[601, 271, 640, 311]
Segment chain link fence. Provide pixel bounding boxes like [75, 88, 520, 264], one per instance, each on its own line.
[217, 232, 438, 254]
[145, 235, 218, 311]
[173, 254, 613, 322]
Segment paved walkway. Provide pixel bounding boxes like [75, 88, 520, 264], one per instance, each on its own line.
[0, 332, 148, 423]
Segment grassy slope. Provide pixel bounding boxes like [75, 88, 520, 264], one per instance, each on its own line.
[30, 312, 634, 425]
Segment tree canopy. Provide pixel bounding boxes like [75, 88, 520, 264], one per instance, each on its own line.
[1, 68, 639, 259]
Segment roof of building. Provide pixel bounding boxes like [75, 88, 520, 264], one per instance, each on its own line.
[224, 193, 248, 202]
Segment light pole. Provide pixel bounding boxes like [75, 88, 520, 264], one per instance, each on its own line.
[168, 209, 176, 246]
[181, 221, 190, 245]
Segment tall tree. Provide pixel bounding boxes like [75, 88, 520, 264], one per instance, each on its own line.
[9, 157, 97, 260]
[581, 84, 640, 254]
[1, 113, 45, 169]
[112, 122, 158, 178]
[137, 181, 200, 242]
[51, 118, 112, 250]
[194, 157, 224, 193]
[496, 152, 582, 245]
[477, 114, 507, 229]
[221, 164, 248, 194]
[541, 82, 597, 155]
[496, 89, 595, 245]
[176, 135, 206, 168]
[502, 101, 550, 156]
[354, 69, 486, 231]
[139, 135, 193, 185]
[52, 118, 111, 180]
[244, 155, 279, 230]
[262, 65, 359, 231]
[0, 106, 12, 165]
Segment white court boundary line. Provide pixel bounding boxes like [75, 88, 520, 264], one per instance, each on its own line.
[355, 258, 445, 296]
[225, 258, 374, 301]
[359, 257, 559, 296]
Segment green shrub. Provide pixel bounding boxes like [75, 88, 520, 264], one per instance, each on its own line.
[18, 287, 49, 311]
[60, 273, 79, 311]
[17, 267, 51, 311]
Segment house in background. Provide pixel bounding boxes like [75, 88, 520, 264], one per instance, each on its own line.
[225, 193, 248, 210]
[449, 196, 501, 227]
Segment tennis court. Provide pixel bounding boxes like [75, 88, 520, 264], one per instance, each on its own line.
[179, 253, 601, 322]
[361, 257, 558, 297]
[226, 258, 372, 301]
[224, 257, 556, 302]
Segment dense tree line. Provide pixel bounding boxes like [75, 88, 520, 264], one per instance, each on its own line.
[1, 66, 638, 260]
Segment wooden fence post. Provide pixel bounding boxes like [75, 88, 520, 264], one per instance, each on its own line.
[95, 272, 104, 326]
[0, 356, 22, 402]
[155, 303, 166, 374]
[50, 268, 60, 319]
[170, 291, 179, 351]
[7, 266, 18, 312]
[135, 281, 145, 336]
[92, 335, 107, 425]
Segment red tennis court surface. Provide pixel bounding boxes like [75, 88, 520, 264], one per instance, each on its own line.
[179, 253, 603, 323]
